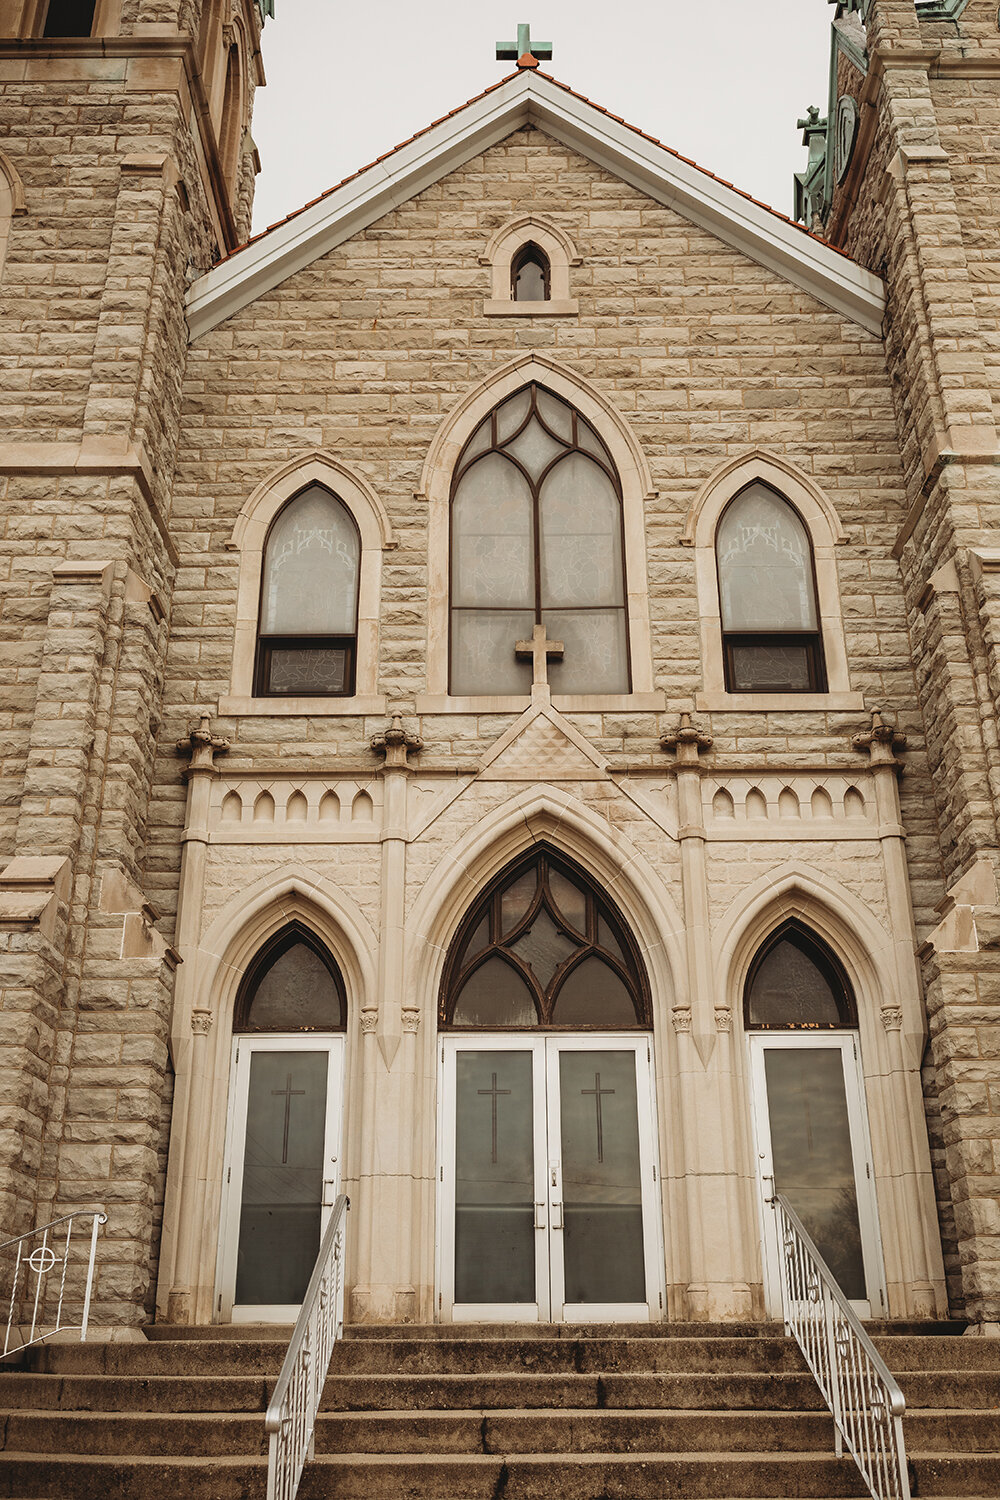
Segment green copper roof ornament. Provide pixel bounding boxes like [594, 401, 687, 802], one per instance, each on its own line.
[496, 23, 553, 70]
[254, 0, 274, 20]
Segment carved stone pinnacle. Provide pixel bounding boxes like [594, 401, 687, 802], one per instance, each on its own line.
[371, 714, 423, 768]
[852, 709, 906, 766]
[176, 713, 229, 774]
[660, 713, 713, 764]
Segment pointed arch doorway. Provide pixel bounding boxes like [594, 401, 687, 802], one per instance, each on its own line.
[216, 924, 347, 1322]
[436, 848, 664, 1322]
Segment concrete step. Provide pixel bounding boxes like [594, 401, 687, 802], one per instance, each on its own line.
[876, 1335, 1000, 1371]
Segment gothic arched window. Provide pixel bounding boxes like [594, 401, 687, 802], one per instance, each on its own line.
[450, 384, 630, 696]
[716, 482, 826, 693]
[511, 243, 550, 301]
[234, 924, 347, 1033]
[440, 848, 650, 1029]
[744, 921, 856, 1031]
[255, 484, 360, 697]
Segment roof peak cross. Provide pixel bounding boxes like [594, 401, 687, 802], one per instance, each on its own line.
[496, 22, 553, 71]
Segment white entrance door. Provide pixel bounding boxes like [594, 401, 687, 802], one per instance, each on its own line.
[438, 1035, 662, 1322]
[217, 1034, 344, 1322]
[749, 1032, 886, 1318]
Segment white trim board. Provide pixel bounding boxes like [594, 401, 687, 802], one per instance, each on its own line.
[186, 71, 886, 341]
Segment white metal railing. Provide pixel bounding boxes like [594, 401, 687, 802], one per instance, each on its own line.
[265, 1194, 349, 1500]
[1, 1209, 107, 1357]
[771, 1192, 910, 1500]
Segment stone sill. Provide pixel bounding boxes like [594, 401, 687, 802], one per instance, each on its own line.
[217, 695, 386, 716]
[696, 691, 865, 712]
[483, 299, 579, 317]
[415, 692, 664, 714]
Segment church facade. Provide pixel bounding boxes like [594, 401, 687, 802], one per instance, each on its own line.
[1, 0, 999, 1334]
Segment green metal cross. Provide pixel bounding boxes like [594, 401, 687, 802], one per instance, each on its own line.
[496, 23, 553, 66]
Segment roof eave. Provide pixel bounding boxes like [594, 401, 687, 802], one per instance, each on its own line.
[186, 70, 885, 341]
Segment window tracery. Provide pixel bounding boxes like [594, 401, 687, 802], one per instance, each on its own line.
[744, 920, 856, 1031]
[440, 848, 650, 1029]
[235, 923, 347, 1033]
[449, 384, 630, 695]
[511, 242, 550, 301]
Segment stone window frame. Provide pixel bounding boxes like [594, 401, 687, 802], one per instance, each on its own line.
[13, 0, 121, 35]
[481, 216, 580, 317]
[683, 452, 862, 712]
[220, 452, 392, 717]
[0, 151, 26, 284]
[417, 354, 661, 713]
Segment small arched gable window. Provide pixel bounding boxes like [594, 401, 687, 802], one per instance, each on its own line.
[716, 482, 826, 694]
[744, 921, 856, 1031]
[511, 242, 550, 302]
[450, 384, 630, 696]
[220, 42, 244, 188]
[234, 924, 347, 1033]
[43, 0, 96, 35]
[440, 848, 650, 1029]
[255, 484, 360, 697]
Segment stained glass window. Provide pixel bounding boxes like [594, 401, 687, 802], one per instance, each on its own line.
[441, 848, 649, 1029]
[235, 925, 347, 1033]
[745, 922, 856, 1030]
[450, 385, 629, 695]
[716, 483, 826, 693]
[255, 484, 360, 696]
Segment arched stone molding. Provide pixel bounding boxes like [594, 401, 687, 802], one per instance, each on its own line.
[0, 149, 26, 287]
[481, 215, 580, 314]
[221, 451, 392, 714]
[157, 865, 377, 1325]
[417, 354, 661, 711]
[683, 450, 861, 712]
[716, 863, 947, 1319]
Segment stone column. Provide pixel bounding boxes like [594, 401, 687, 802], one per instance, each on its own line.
[160, 715, 228, 1324]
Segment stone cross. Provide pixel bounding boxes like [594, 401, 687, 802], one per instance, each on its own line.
[496, 23, 553, 68]
[515, 622, 564, 688]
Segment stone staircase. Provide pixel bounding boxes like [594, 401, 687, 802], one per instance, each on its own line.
[1, 1321, 999, 1497]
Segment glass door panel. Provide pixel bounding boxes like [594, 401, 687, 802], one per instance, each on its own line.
[235, 1050, 328, 1307]
[454, 1050, 536, 1305]
[762, 1047, 865, 1300]
[557, 1049, 646, 1305]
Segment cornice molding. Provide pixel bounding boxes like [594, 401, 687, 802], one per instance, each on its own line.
[186, 71, 886, 340]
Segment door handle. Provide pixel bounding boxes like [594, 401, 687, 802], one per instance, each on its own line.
[552, 1202, 564, 1231]
[323, 1179, 338, 1207]
[762, 1174, 775, 1206]
[534, 1202, 547, 1230]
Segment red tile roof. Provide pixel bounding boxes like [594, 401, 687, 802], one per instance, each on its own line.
[220, 68, 854, 267]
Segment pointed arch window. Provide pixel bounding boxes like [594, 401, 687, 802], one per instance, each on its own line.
[235, 924, 347, 1033]
[450, 384, 630, 696]
[440, 849, 650, 1029]
[716, 482, 826, 693]
[255, 484, 360, 697]
[511, 243, 550, 302]
[744, 921, 856, 1031]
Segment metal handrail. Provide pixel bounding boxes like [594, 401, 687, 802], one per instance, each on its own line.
[771, 1192, 910, 1500]
[265, 1194, 350, 1500]
[1, 1209, 107, 1356]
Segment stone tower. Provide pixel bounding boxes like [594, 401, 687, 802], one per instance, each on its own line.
[0, 0, 266, 1318]
[797, 0, 1000, 1322]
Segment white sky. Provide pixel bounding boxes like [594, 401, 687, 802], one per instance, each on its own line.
[250, 1, 834, 235]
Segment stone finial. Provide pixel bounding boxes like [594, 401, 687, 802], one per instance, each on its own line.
[660, 713, 713, 765]
[371, 714, 423, 769]
[176, 714, 229, 775]
[852, 709, 906, 767]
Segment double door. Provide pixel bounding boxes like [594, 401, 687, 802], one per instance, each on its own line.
[439, 1035, 662, 1322]
[217, 1034, 344, 1321]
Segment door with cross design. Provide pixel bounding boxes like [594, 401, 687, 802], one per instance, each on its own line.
[438, 1035, 663, 1321]
[217, 1034, 343, 1321]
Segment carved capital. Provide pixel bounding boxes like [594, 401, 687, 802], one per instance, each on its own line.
[402, 1007, 421, 1033]
[880, 1006, 903, 1032]
[660, 713, 713, 766]
[371, 714, 423, 769]
[177, 714, 229, 776]
[671, 1005, 693, 1034]
[715, 1007, 734, 1033]
[852, 709, 906, 767]
[190, 1008, 213, 1036]
[360, 1009, 378, 1034]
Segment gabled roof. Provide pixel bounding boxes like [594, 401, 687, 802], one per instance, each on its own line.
[185, 68, 885, 340]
